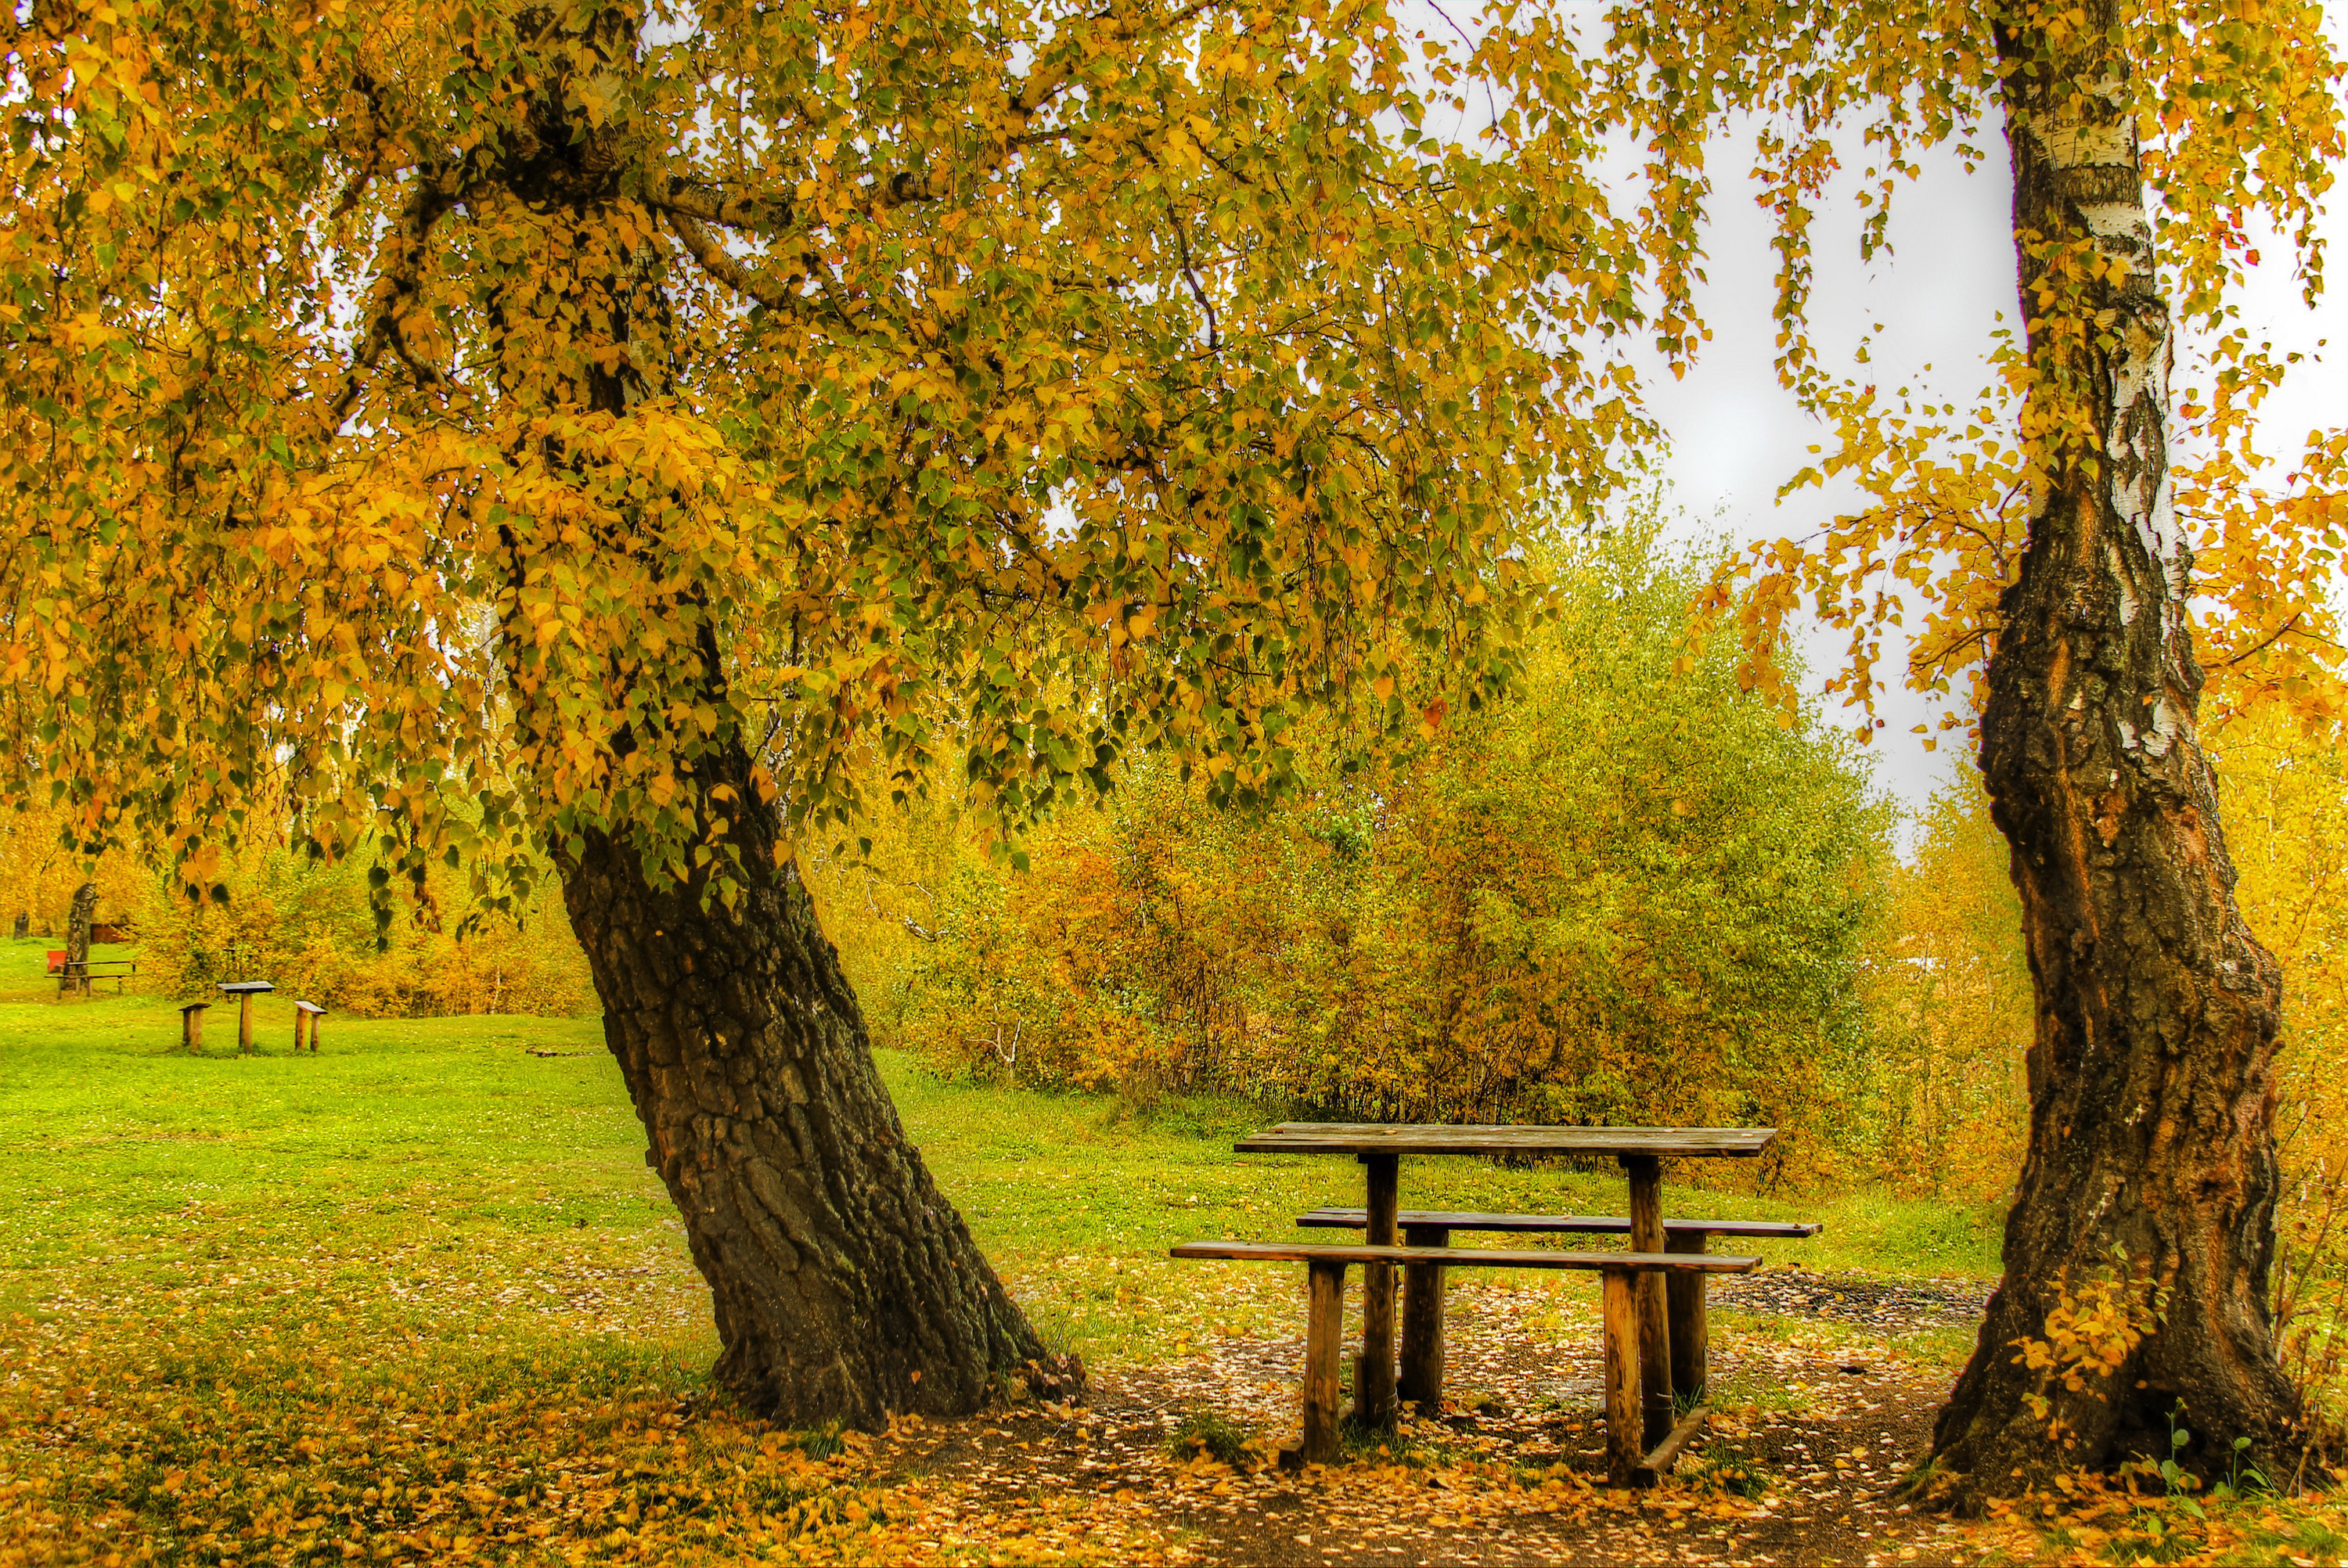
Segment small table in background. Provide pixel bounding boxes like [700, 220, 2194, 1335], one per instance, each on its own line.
[1234, 1122, 1776, 1442]
[218, 980, 275, 1056]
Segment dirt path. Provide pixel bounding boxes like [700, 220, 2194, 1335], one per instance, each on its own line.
[856, 1272, 2002, 1566]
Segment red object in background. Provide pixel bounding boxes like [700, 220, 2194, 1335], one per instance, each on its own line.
[45, 951, 64, 975]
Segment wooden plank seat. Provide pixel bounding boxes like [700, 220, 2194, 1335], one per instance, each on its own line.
[1300, 1207, 1819, 1430]
[1169, 1239, 1759, 1483]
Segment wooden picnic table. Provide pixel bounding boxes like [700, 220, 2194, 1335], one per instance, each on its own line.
[52, 956, 139, 995]
[1234, 1122, 1776, 1443]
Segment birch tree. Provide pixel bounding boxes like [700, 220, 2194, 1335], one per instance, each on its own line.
[1472, 0, 2346, 1497]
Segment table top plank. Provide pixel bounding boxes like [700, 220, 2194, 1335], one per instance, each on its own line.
[1170, 1239, 1764, 1273]
[1296, 1207, 1820, 1239]
[1234, 1123, 1776, 1157]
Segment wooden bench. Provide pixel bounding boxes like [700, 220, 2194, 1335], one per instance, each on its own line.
[52, 957, 137, 994]
[1171, 1239, 1759, 1484]
[1298, 1207, 1819, 1421]
[1297, 1209, 1824, 1242]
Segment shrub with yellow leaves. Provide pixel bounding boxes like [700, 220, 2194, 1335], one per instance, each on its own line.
[135, 843, 596, 1019]
[817, 522, 1895, 1182]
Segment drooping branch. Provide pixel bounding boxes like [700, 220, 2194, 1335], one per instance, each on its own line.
[645, 0, 1235, 243]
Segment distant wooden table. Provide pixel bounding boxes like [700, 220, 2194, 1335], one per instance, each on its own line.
[1234, 1123, 1776, 1438]
[52, 957, 137, 994]
[218, 980, 275, 1056]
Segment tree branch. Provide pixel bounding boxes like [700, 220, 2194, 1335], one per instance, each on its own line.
[2214, 611, 2328, 668]
[1170, 203, 1222, 354]
[648, 167, 939, 236]
[662, 207, 805, 313]
[317, 161, 475, 432]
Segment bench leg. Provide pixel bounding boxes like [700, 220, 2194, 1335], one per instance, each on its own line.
[1399, 1223, 1448, 1412]
[1355, 1153, 1399, 1429]
[1666, 1232, 1709, 1407]
[1302, 1258, 1347, 1464]
[1601, 1267, 1645, 1487]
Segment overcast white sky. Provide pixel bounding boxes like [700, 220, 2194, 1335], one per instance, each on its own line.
[1633, 123, 2348, 826]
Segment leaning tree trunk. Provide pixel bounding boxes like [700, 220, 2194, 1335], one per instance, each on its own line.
[476, 4, 1071, 1427]
[62, 880, 95, 997]
[1925, 2, 2298, 1498]
[560, 736, 1075, 1426]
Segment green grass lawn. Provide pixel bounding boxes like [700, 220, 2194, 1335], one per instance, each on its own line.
[0, 986, 2001, 1358]
[0, 982, 2003, 1566]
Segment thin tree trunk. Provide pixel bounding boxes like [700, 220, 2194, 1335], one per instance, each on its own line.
[559, 737, 1075, 1426]
[1925, 2, 2298, 1498]
[63, 880, 95, 997]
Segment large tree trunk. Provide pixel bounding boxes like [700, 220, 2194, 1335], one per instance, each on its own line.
[558, 738, 1075, 1425]
[1925, 2, 2298, 1498]
[471, 2, 1073, 1427]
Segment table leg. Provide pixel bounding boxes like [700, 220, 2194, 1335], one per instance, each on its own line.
[1666, 1230, 1709, 1406]
[239, 993, 254, 1056]
[1621, 1153, 1672, 1448]
[1399, 1223, 1448, 1412]
[1356, 1152, 1399, 1429]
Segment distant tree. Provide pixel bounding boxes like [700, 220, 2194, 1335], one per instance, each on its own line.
[62, 880, 95, 995]
[1870, 779, 2032, 1203]
[833, 525, 1895, 1176]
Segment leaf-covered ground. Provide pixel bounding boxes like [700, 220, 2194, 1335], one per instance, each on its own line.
[3, 983, 2342, 1565]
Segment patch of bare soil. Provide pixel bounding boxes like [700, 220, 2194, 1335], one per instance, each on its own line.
[860, 1275, 2002, 1566]
[1712, 1270, 1995, 1333]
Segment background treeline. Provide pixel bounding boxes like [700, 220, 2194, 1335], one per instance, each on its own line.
[0, 827, 595, 1019]
[6, 527, 2341, 1222]
[798, 526, 2342, 1217]
[811, 527, 1895, 1189]
[134, 850, 598, 1020]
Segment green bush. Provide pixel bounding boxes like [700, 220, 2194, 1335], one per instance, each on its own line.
[814, 518, 1894, 1183]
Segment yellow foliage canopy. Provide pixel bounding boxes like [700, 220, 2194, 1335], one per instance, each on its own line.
[0, 0, 1672, 896]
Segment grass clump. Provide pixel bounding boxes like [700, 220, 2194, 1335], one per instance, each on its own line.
[1681, 1453, 1776, 1498]
[1167, 1408, 1254, 1466]
[794, 1422, 848, 1461]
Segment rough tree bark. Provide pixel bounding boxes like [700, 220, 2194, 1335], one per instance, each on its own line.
[480, 3, 1073, 1425]
[560, 736, 1077, 1426]
[1925, 2, 2298, 1496]
[62, 880, 95, 997]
